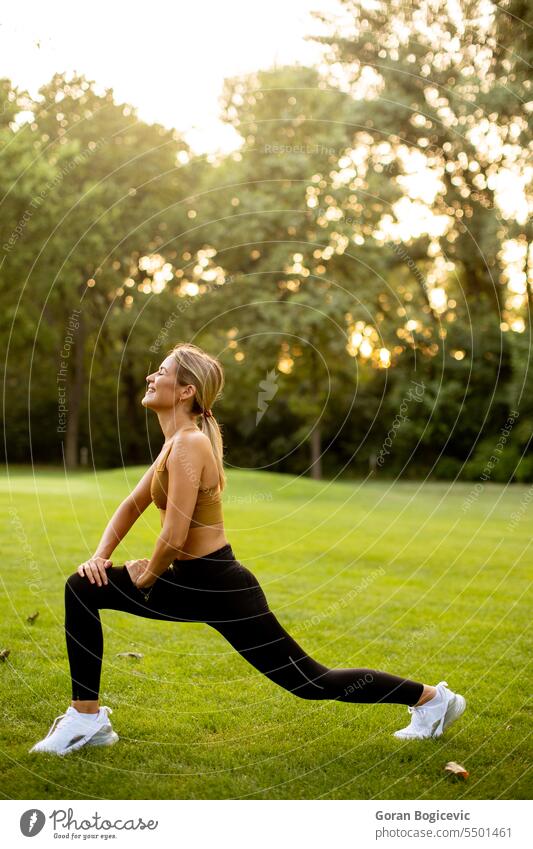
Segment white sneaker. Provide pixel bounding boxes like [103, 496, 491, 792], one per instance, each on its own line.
[393, 681, 466, 740]
[29, 705, 119, 755]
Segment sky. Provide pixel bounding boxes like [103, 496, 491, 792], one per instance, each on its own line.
[1, 0, 527, 288]
[0, 0, 341, 153]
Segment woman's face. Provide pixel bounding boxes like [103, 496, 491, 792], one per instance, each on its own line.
[142, 355, 181, 411]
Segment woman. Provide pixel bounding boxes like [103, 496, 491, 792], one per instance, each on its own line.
[30, 342, 466, 755]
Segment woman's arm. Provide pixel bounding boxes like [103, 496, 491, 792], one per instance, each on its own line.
[138, 433, 206, 587]
[93, 460, 157, 559]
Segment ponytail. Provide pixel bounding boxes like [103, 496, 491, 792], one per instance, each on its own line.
[170, 342, 226, 491]
[199, 413, 226, 491]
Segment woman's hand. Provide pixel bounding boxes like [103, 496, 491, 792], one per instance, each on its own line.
[125, 558, 153, 588]
[77, 555, 113, 587]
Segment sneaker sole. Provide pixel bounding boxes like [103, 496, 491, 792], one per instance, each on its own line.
[59, 728, 119, 755]
[85, 729, 119, 748]
[30, 733, 99, 756]
[30, 727, 119, 756]
[393, 729, 430, 740]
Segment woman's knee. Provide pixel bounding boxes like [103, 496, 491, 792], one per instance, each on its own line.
[65, 571, 93, 601]
[278, 660, 331, 700]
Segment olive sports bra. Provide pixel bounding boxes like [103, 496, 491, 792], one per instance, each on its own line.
[150, 440, 223, 529]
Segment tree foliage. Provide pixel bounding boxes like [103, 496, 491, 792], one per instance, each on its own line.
[1, 2, 531, 481]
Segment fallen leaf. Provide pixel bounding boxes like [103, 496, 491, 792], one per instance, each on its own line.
[116, 651, 143, 659]
[444, 761, 469, 779]
[0, 649, 10, 661]
[27, 611, 39, 624]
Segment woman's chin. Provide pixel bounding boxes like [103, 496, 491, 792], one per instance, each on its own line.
[141, 395, 156, 408]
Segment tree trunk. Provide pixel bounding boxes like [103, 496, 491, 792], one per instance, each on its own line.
[65, 306, 85, 469]
[308, 345, 322, 480]
[122, 348, 143, 464]
[310, 423, 322, 480]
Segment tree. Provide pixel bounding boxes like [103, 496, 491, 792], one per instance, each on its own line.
[27, 73, 194, 466]
[195, 65, 383, 478]
[309, 0, 531, 476]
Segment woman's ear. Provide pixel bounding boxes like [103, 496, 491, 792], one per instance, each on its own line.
[176, 384, 195, 405]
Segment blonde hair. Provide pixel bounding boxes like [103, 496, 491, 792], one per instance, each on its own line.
[169, 342, 226, 491]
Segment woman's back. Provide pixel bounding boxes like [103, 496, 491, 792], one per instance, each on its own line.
[150, 439, 224, 531]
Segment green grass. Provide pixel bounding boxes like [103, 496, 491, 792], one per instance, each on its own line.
[1, 466, 531, 799]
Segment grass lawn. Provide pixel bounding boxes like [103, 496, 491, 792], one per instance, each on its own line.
[1, 466, 531, 800]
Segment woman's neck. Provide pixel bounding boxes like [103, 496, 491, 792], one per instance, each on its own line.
[163, 426, 199, 444]
[159, 418, 200, 443]
[157, 410, 199, 442]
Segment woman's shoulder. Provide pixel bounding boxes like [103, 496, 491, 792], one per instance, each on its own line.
[167, 429, 211, 464]
[170, 429, 210, 450]
[168, 430, 218, 490]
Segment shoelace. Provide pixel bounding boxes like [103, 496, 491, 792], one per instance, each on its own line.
[44, 705, 113, 739]
[406, 705, 427, 730]
[44, 712, 71, 740]
[407, 681, 449, 724]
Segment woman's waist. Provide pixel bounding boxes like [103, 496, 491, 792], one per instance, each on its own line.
[173, 541, 236, 568]
[165, 547, 265, 606]
[158, 508, 225, 532]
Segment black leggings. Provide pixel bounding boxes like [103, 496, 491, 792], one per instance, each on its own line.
[64, 543, 424, 706]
